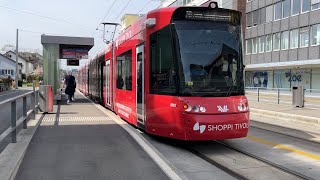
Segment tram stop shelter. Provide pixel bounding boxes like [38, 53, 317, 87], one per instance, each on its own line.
[41, 35, 94, 103]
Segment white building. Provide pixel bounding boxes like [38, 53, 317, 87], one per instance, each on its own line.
[4, 51, 34, 76]
[0, 53, 22, 80]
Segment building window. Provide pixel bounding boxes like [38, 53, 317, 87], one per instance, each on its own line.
[266, 5, 274, 22]
[252, 10, 259, 26]
[292, 0, 300, 15]
[245, 71, 273, 88]
[302, 0, 311, 13]
[281, 31, 290, 50]
[311, 0, 320, 10]
[290, 29, 299, 48]
[259, 36, 265, 53]
[300, 26, 310, 47]
[246, 12, 252, 27]
[260, 8, 266, 24]
[311, 24, 320, 45]
[312, 68, 320, 89]
[273, 33, 281, 50]
[252, 37, 258, 54]
[274, 2, 282, 20]
[283, 0, 291, 18]
[116, 50, 132, 91]
[266, 34, 273, 52]
[246, 39, 252, 54]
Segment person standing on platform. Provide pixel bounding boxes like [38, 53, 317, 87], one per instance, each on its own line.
[65, 72, 76, 103]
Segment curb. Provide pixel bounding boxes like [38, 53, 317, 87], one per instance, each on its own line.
[0, 114, 43, 180]
[250, 108, 320, 125]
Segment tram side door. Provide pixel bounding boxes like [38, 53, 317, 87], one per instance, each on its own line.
[106, 60, 111, 106]
[136, 44, 145, 128]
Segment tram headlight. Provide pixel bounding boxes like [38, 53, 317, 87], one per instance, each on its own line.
[199, 106, 206, 112]
[193, 106, 200, 112]
[183, 104, 192, 112]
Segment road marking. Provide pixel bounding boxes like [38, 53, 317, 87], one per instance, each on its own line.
[247, 136, 320, 161]
[77, 91, 182, 180]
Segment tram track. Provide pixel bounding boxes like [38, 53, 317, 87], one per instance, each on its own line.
[185, 140, 315, 180]
[186, 146, 249, 180]
[250, 121, 320, 145]
[215, 141, 314, 180]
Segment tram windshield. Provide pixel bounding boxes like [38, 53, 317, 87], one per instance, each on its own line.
[173, 20, 244, 97]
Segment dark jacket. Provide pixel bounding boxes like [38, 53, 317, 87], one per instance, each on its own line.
[65, 75, 76, 95]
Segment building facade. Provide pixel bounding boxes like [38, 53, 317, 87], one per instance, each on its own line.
[0, 54, 22, 80]
[245, 0, 320, 90]
[5, 51, 34, 76]
[120, 14, 143, 32]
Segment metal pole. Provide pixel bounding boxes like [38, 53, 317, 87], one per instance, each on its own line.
[15, 29, 19, 89]
[23, 96, 27, 129]
[31, 81, 36, 119]
[257, 88, 260, 102]
[277, 88, 280, 104]
[11, 101, 17, 143]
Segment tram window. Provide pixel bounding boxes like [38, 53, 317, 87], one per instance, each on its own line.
[150, 25, 177, 95]
[116, 50, 132, 91]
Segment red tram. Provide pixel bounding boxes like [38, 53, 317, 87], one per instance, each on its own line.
[79, 3, 250, 140]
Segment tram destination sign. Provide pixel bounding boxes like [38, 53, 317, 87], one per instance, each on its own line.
[61, 48, 88, 59]
[67, 59, 79, 66]
[185, 10, 240, 24]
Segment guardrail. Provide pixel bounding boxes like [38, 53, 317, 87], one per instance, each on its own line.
[245, 87, 320, 107]
[0, 82, 39, 145]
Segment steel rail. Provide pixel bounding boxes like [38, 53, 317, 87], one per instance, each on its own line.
[186, 147, 249, 180]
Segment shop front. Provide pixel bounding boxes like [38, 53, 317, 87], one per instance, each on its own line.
[245, 60, 320, 90]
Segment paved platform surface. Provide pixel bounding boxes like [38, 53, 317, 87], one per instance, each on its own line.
[249, 101, 320, 119]
[15, 92, 169, 180]
[249, 100, 320, 143]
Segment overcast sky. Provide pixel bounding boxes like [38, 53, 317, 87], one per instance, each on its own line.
[0, 0, 161, 69]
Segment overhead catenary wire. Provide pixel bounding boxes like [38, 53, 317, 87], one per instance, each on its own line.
[104, 0, 157, 41]
[19, 29, 102, 38]
[95, 0, 118, 30]
[104, 0, 133, 41]
[0, 4, 95, 36]
[124, 0, 154, 27]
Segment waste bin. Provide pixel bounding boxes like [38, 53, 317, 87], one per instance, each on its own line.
[292, 85, 304, 107]
[39, 85, 53, 112]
